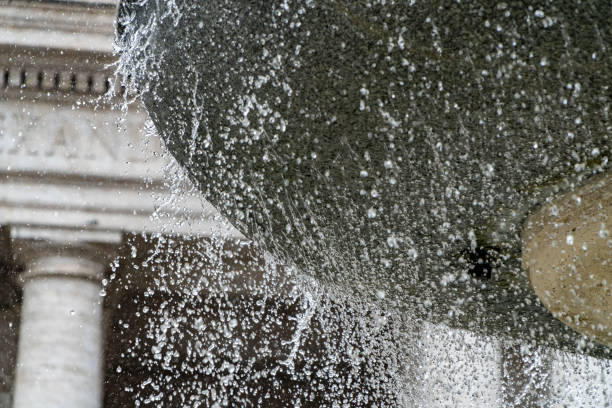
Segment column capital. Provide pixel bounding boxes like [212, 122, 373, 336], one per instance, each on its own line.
[10, 226, 122, 283]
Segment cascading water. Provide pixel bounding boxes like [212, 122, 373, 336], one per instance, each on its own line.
[112, 0, 611, 406]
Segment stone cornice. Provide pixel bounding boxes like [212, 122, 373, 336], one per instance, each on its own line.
[1, 59, 113, 97]
[0, 175, 243, 239]
[0, 0, 122, 102]
[0, 0, 118, 54]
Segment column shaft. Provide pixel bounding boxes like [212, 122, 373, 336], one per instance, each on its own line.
[13, 271, 103, 408]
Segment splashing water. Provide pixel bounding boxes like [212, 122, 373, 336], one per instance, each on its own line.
[111, 0, 611, 406]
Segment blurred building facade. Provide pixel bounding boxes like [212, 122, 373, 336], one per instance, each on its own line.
[0, 1, 243, 406]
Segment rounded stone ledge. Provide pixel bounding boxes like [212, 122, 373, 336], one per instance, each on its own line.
[522, 171, 611, 347]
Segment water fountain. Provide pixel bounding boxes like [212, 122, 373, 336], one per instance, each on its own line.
[117, 0, 610, 359]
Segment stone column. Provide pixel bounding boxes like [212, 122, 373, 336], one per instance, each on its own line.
[11, 227, 120, 408]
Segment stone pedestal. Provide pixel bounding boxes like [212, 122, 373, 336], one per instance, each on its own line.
[11, 229, 119, 408]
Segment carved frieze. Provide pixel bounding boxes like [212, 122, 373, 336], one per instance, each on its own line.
[0, 100, 164, 180]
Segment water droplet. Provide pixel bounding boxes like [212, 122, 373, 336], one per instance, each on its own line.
[550, 205, 559, 217]
[386, 235, 398, 248]
[408, 248, 418, 260]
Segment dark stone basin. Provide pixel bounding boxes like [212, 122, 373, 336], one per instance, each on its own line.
[117, 0, 611, 358]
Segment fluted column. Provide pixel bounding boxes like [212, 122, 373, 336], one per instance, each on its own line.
[11, 228, 120, 408]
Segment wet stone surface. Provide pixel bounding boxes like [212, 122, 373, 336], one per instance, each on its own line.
[118, 0, 611, 357]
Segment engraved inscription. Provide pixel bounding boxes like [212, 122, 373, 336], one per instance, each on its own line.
[0, 102, 164, 177]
